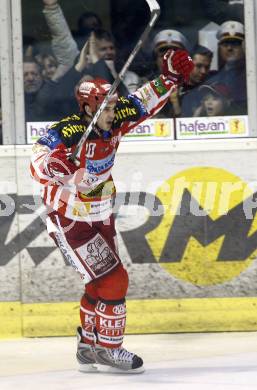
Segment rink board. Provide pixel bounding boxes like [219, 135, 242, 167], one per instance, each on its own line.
[1, 297, 257, 338]
[1, 143, 257, 337]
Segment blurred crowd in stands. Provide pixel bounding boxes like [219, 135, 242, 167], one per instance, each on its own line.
[9, 0, 248, 128]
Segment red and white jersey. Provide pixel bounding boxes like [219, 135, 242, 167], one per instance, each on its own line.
[30, 76, 175, 222]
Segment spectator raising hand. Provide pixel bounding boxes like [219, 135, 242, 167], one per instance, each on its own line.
[73, 29, 141, 94]
[42, 0, 79, 80]
[75, 32, 99, 73]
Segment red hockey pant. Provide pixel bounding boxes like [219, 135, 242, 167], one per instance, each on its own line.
[48, 211, 129, 348]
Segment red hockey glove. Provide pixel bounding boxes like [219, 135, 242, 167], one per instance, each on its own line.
[162, 49, 194, 84]
[45, 148, 78, 178]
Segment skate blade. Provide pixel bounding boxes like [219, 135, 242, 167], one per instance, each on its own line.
[78, 363, 99, 373]
[96, 364, 145, 374]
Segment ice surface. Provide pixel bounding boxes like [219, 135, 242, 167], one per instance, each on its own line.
[0, 332, 257, 390]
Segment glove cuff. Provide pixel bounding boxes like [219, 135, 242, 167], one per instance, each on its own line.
[162, 73, 182, 85]
[151, 75, 175, 97]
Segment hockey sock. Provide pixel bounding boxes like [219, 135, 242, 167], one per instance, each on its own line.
[95, 298, 126, 348]
[80, 293, 97, 345]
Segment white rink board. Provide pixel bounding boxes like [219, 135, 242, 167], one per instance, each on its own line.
[26, 118, 174, 144]
[0, 145, 257, 303]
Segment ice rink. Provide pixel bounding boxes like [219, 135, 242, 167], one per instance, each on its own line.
[1, 332, 257, 390]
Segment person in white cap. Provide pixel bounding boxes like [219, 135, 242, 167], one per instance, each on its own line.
[200, 20, 246, 116]
[217, 20, 245, 68]
[153, 29, 190, 74]
[212, 20, 247, 114]
[149, 29, 190, 118]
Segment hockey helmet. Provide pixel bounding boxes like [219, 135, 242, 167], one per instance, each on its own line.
[75, 78, 118, 113]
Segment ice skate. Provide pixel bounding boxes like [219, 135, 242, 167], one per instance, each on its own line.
[95, 344, 144, 374]
[76, 327, 98, 372]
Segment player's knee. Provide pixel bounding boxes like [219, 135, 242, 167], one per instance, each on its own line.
[114, 265, 129, 297]
[85, 282, 98, 299]
[97, 264, 129, 300]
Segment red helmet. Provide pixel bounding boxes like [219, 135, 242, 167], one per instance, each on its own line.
[75, 78, 118, 113]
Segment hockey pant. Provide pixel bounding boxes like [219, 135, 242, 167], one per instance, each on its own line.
[47, 211, 129, 349]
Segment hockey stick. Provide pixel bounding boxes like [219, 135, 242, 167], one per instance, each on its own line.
[71, 0, 160, 161]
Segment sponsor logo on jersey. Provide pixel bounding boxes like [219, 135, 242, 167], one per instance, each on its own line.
[79, 181, 115, 199]
[118, 96, 130, 104]
[86, 151, 115, 174]
[114, 106, 137, 122]
[54, 230, 86, 279]
[76, 233, 119, 277]
[84, 314, 95, 325]
[140, 85, 154, 106]
[57, 114, 80, 123]
[61, 124, 86, 138]
[37, 128, 62, 149]
[110, 132, 122, 147]
[99, 317, 126, 329]
[82, 175, 99, 186]
[72, 201, 91, 217]
[113, 304, 126, 315]
[152, 77, 168, 97]
[127, 94, 148, 116]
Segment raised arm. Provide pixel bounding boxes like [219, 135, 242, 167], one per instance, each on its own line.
[42, 0, 79, 81]
[114, 49, 194, 133]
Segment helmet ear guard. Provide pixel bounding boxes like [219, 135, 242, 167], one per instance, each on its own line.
[75, 78, 118, 114]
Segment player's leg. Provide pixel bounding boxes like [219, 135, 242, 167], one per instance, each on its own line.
[79, 287, 97, 345]
[46, 212, 100, 371]
[75, 217, 123, 372]
[93, 219, 144, 373]
[95, 263, 128, 348]
[77, 283, 99, 372]
[47, 212, 143, 373]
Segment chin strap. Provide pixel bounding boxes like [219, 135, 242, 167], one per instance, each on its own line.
[84, 110, 113, 140]
[93, 124, 113, 140]
[102, 130, 112, 140]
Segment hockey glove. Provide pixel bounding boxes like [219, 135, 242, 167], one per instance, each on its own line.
[162, 49, 194, 84]
[44, 148, 78, 178]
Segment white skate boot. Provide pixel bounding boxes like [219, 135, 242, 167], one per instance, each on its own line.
[76, 327, 98, 372]
[95, 344, 144, 374]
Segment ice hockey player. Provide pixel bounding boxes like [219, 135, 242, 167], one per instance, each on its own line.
[30, 49, 194, 373]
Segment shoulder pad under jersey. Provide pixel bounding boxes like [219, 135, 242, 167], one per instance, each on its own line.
[37, 128, 62, 150]
[113, 95, 147, 128]
[38, 114, 87, 149]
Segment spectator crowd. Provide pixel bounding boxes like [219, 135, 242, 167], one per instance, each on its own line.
[21, 0, 247, 126]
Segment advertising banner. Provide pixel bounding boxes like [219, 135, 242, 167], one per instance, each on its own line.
[26, 122, 56, 144]
[123, 118, 174, 141]
[26, 119, 174, 144]
[176, 115, 249, 139]
[0, 149, 257, 304]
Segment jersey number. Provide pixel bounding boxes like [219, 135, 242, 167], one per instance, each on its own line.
[86, 143, 96, 158]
